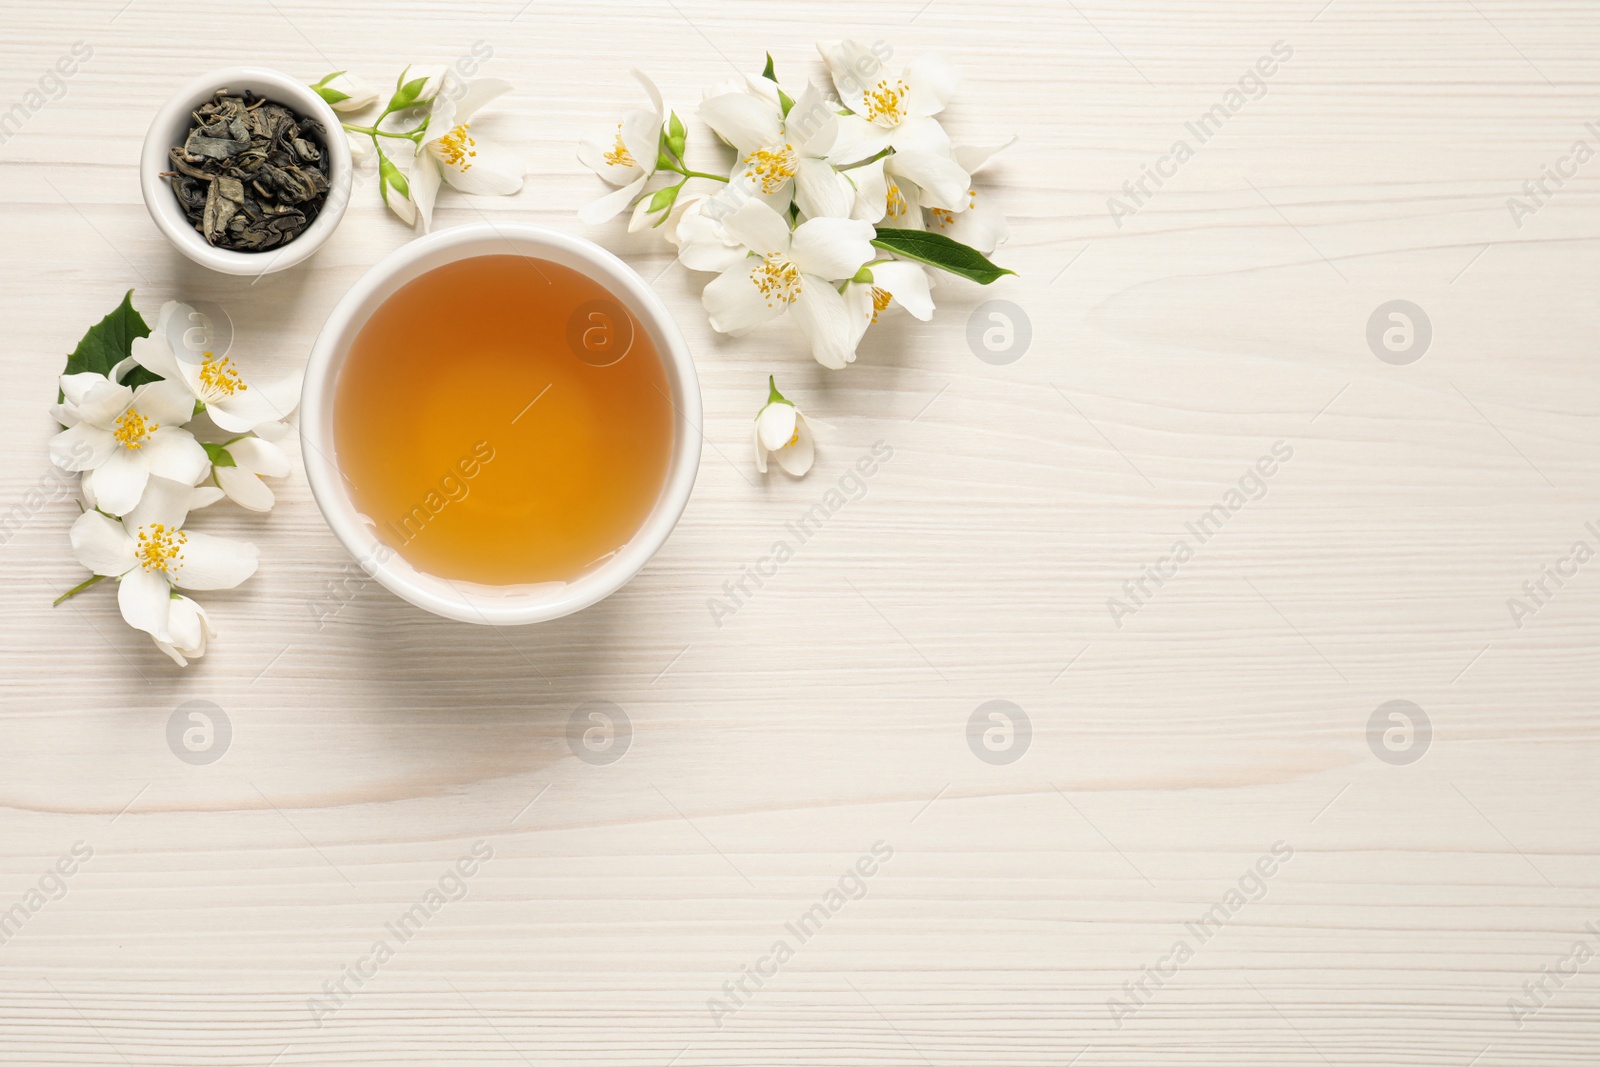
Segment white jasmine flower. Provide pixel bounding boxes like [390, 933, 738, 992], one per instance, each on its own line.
[409, 77, 525, 232]
[49, 366, 208, 517]
[820, 41, 962, 165]
[578, 71, 666, 224]
[154, 595, 217, 667]
[924, 139, 1016, 254]
[701, 199, 876, 369]
[847, 149, 972, 226]
[68, 476, 258, 643]
[843, 260, 936, 347]
[700, 82, 854, 218]
[210, 436, 294, 513]
[312, 71, 380, 113]
[131, 302, 302, 436]
[753, 377, 815, 476]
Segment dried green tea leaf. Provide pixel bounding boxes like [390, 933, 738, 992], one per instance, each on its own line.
[160, 89, 331, 253]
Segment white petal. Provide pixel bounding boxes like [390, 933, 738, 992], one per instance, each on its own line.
[671, 199, 748, 273]
[699, 91, 782, 156]
[125, 475, 198, 533]
[229, 436, 293, 478]
[869, 261, 936, 320]
[786, 83, 839, 158]
[141, 427, 210, 486]
[215, 467, 276, 512]
[843, 280, 877, 339]
[619, 108, 664, 177]
[789, 216, 876, 281]
[129, 336, 180, 386]
[92, 447, 153, 517]
[410, 154, 441, 233]
[131, 379, 197, 427]
[772, 414, 815, 476]
[209, 371, 303, 434]
[702, 259, 786, 337]
[161, 594, 205, 656]
[65, 376, 134, 428]
[118, 567, 172, 641]
[437, 138, 525, 196]
[845, 158, 889, 223]
[69, 511, 134, 577]
[954, 136, 1017, 176]
[820, 40, 881, 117]
[753, 421, 769, 474]
[632, 69, 664, 118]
[890, 149, 971, 212]
[170, 531, 259, 591]
[790, 281, 856, 370]
[828, 114, 894, 165]
[189, 485, 225, 510]
[721, 199, 793, 257]
[904, 52, 960, 117]
[580, 173, 647, 225]
[793, 157, 854, 220]
[756, 402, 798, 452]
[929, 191, 1010, 254]
[449, 77, 513, 124]
[887, 115, 953, 157]
[50, 422, 116, 472]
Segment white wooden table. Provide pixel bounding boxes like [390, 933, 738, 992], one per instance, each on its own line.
[2, 1, 1597, 1063]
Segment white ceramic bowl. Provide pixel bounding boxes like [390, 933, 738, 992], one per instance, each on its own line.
[301, 223, 702, 626]
[140, 66, 352, 276]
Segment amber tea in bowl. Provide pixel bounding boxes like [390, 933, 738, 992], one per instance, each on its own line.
[302, 224, 701, 625]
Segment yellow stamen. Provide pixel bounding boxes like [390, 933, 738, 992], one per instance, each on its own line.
[786, 428, 800, 448]
[134, 523, 187, 575]
[438, 122, 477, 171]
[603, 125, 633, 168]
[870, 286, 893, 323]
[742, 143, 798, 194]
[198, 351, 247, 397]
[750, 253, 803, 307]
[864, 78, 908, 124]
[928, 207, 955, 228]
[113, 407, 158, 450]
[886, 182, 909, 221]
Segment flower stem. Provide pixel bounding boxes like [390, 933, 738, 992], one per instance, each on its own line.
[679, 169, 729, 182]
[53, 573, 107, 606]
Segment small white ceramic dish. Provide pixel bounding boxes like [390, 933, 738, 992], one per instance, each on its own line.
[140, 66, 352, 276]
[301, 222, 702, 626]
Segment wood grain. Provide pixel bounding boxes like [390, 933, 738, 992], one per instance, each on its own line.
[1, 0, 1597, 1063]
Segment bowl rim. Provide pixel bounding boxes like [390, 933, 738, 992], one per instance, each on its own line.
[139, 65, 353, 277]
[300, 221, 703, 626]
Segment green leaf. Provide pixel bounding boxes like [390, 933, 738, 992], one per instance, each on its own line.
[777, 86, 795, 118]
[647, 182, 682, 214]
[388, 72, 429, 112]
[668, 110, 686, 142]
[761, 53, 777, 81]
[310, 71, 351, 106]
[379, 155, 410, 199]
[202, 442, 237, 469]
[765, 375, 792, 407]
[870, 229, 1017, 285]
[59, 290, 153, 402]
